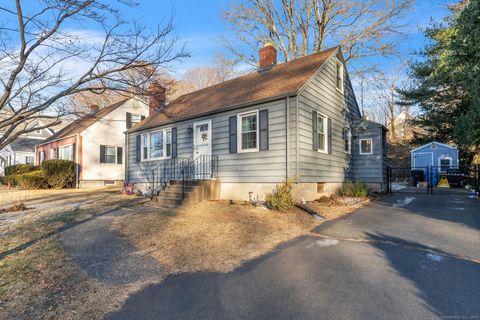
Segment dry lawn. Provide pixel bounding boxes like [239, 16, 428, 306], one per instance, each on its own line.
[0, 188, 143, 319]
[113, 201, 321, 274]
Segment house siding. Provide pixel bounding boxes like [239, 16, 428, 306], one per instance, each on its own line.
[127, 98, 293, 184]
[351, 120, 384, 184]
[296, 54, 361, 184]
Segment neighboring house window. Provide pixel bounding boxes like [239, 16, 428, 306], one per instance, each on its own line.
[26, 156, 35, 164]
[141, 129, 172, 160]
[35, 129, 42, 134]
[336, 60, 344, 93]
[359, 139, 373, 155]
[317, 114, 327, 153]
[344, 127, 351, 154]
[440, 158, 451, 172]
[126, 112, 145, 129]
[50, 148, 55, 160]
[59, 145, 73, 160]
[238, 111, 259, 152]
[100, 145, 123, 164]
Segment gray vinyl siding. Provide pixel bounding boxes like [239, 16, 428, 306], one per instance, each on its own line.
[127, 99, 292, 184]
[351, 119, 385, 184]
[296, 54, 360, 183]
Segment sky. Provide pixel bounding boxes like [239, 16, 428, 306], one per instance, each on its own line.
[125, 0, 453, 75]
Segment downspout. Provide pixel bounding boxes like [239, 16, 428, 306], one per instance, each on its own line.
[286, 97, 290, 180]
[76, 133, 80, 188]
[125, 131, 129, 183]
[296, 95, 300, 181]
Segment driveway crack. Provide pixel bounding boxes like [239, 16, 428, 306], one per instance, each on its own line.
[309, 233, 480, 264]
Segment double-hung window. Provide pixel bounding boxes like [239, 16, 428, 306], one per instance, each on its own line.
[105, 146, 117, 164]
[238, 111, 258, 152]
[59, 145, 73, 160]
[359, 139, 373, 155]
[317, 114, 327, 153]
[141, 129, 172, 160]
[336, 60, 344, 93]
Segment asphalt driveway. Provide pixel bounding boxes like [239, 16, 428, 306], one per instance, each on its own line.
[107, 193, 480, 320]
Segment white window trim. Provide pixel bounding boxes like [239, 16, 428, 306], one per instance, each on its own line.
[317, 113, 328, 154]
[335, 60, 344, 94]
[344, 127, 351, 154]
[103, 145, 118, 164]
[438, 156, 452, 171]
[58, 144, 74, 160]
[237, 110, 259, 153]
[359, 138, 373, 155]
[141, 128, 172, 161]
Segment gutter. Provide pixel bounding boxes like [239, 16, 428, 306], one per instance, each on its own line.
[35, 134, 77, 147]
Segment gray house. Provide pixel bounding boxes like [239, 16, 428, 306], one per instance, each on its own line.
[125, 45, 387, 201]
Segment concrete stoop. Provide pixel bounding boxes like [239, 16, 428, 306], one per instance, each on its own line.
[153, 179, 220, 209]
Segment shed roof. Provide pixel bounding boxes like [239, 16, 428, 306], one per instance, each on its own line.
[129, 46, 339, 133]
[410, 141, 457, 153]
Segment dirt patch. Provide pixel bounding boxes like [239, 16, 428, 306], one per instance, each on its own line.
[113, 201, 321, 274]
[0, 202, 30, 214]
[307, 195, 369, 220]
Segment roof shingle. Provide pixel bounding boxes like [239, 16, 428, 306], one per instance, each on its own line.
[129, 47, 338, 132]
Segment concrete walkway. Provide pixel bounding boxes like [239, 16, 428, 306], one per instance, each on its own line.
[106, 193, 480, 320]
[59, 207, 165, 285]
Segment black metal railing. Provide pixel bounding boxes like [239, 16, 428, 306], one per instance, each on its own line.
[150, 155, 219, 199]
[181, 155, 219, 199]
[150, 157, 191, 197]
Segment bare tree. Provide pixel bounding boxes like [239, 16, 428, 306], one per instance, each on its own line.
[172, 55, 241, 99]
[0, 0, 187, 150]
[223, 0, 413, 66]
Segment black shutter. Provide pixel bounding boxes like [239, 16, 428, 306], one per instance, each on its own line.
[141, 115, 146, 121]
[100, 145, 106, 163]
[136, 135, 141, 162]
[55, 148, 59, 159]
[72, 143, 76, 161]
[259, 109, 269, 150]
[117, 147, 123, 164]
[328, 118, 332, 154]
[229, 115, 237, 153]
[126, 112, 132, 129]
[312, 110, 318, 151]
[171, 127, 177, 158]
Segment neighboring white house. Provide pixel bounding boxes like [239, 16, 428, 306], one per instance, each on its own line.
[0, 120, 71, 176]
[35, 97, 150, 188]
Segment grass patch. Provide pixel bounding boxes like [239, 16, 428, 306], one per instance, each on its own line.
[113, 200, 320, 274]
[338, 182, 369, 198]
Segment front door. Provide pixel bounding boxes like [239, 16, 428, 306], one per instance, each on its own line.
[193, 120, 212, 178]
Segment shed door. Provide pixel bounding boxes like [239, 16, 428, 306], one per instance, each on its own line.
[413, 152, 433, 169]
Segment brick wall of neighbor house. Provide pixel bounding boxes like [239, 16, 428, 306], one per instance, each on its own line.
[35, 135, 78, 165]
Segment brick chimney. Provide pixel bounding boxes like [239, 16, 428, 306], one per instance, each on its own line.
[148, 82, 166, 116]
[259, 43, 277, 70]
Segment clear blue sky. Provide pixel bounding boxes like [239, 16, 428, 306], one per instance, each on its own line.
[125, 0, 453, 74]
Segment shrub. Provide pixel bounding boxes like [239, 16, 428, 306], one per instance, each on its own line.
[338, 182, 368, 198]
[5, 164, 39, 176]
[0, 174, 17, 186]
[41, 160, 76, 189]
[265, 181, 295, 211]
[15, 171, 48, 189]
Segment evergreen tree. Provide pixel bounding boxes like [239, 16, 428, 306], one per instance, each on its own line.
[398, 1, 479, 162]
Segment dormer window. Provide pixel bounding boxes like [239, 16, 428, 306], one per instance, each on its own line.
[35, 129, 42, 134]
[336, 60, 344, 93]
